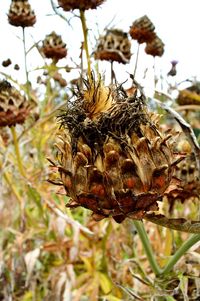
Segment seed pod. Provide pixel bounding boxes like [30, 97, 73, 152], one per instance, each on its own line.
[145, 36, 165, 57]
[41, 32, 67, 62]
[129, 15, 156, 44]
[8, 0, 36, 27]
[94, 29, 131, 64]
[0, 80, 30, 127]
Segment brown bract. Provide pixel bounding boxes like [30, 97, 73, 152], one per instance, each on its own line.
[58, 0, 105, 11]
[8, 0, 36, 27]
[0, 80, 30, 127]
[49, 79, 183, 223]
[41, 32, 67, 61]
[129, 15, 156, 44]
[94, 29, 131, 64]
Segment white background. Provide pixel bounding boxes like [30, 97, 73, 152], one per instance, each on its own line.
[0, 0, 200, 92]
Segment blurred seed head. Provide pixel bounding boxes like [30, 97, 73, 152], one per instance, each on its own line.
[129, 15, 156, 44]
[41, 31, 67, 62]
[145, 36, 165, 57]
[2, 59, 12, 67]
[8, 0, 36, 28]
[0, 80, 31, 127]
[94, 29, 131, 64]
[14, 64, 20, 71]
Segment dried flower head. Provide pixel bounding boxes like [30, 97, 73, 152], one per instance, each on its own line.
[177, 83, 200, 105]
[0, 80, 30, 127]
[8, 0, 36, 27]
[49, 76, 183, 223]
[166, 152, 200, 212]
[94, 29, 131, 64]
[57, 0, 105, 11]
[129, 15, 156, 44]
[41, 32, 67, 62]
[145, 36, 165, 57]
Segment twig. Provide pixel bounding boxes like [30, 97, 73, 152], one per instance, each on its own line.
[50, 0, 71, 25]
[133, 43, 140, 80]
[45, 199, 94, 236]
[116, 283, 145, 301]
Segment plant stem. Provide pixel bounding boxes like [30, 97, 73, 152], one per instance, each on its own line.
[79, 9, 91, 81]
[110, 61, 114, 85]
[133, 43, 140, 80]
[10, 126, 26, 177]
[22, 27, 30, 99]
[160, 234, 200, 276]
[133, 220, 161, 276]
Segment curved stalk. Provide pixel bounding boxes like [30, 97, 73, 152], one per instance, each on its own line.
[79, 9, 91, 81]
[160, 234, 200, 275]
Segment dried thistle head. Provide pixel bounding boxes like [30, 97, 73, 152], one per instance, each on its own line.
[145, 36, 165, 57]
[94, 29, 132, 64]
[41, 32, 67, 62]
[129, 15, 156, 44]
[8, 0, 36, 28]
[49, 76, 183, 223]
[0, 80, 30, 127]
[165, 139, 200, 212]
[57, 0, 105, 11]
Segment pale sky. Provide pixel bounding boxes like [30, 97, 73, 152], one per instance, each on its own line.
[0, 0, 200, 92]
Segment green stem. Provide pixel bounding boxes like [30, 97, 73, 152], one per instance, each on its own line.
[160, 234, 200, 275]
[133, 220, 161, 276]
[10, 126, 26, 177]
[79, 9, 91, 81]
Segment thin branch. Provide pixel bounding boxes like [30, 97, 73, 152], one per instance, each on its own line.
[45, 199, 94, 236]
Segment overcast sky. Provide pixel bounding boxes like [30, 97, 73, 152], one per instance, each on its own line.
[0, 0, 200, 92]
